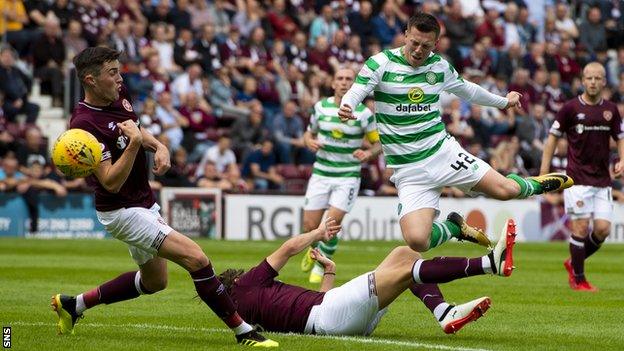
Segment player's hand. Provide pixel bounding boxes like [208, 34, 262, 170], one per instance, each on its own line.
[615, 161, 624, 178]
[153, 146, 171, 176]
[505, 91, 522, 110]
[305, 138, 322, 152]
[117, 120, 143, 145]
[317, 217, 341, 241]
[353, 149, 373, 162]
[338, 104, 355, 122]
[309, 248, 335, 270]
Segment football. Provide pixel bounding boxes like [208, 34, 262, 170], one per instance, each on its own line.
[52, 128, 102, 178]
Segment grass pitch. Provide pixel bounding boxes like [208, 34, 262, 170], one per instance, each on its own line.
[1, 238, 623, 351]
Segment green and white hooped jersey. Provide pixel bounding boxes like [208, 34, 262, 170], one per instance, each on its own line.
[308, 97, 378, 178]
[347, 48, 468, 168]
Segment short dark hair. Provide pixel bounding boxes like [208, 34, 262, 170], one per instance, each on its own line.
[407, 12, 440, 38]
[218, 268, 245, 294]
[73, 46, 121, 84]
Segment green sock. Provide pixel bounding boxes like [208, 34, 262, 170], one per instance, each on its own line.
[507, 173, 542, 198]
[428, 220, 461, 250]
[317, 235, 339, 259]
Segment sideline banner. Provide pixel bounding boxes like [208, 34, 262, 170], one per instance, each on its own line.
[223, 195, 541, 242]
[160, 188, 222, 239]
[0, 193, 106, 238]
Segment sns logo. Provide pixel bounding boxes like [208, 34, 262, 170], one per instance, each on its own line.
[116, 135, 129, 149]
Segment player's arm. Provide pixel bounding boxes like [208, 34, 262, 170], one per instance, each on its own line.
[140, 126, 171, 176]
[266, 218, 341, 273]
[615, 138, 624, 177]
[303, 130, 321, 152]
[353, 131, 382, 162]
[93, 120, 143, 193]
[540, 134, 560, 175]
[310, 248, 336, 292]
[339, 56, 384, 121]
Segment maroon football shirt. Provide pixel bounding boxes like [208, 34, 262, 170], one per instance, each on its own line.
[70, 87, 156, 211]
[550, 96, 624, 187]
[230, 259, 325, 333]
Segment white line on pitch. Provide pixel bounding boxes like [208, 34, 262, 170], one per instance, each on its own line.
[11, 321, 490, 351]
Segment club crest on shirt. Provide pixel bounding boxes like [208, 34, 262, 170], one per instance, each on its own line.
[122, 99, 133, 112]
[117, 135, 128, 149]
[576, 200, 584, 208]
[603, 110, 613, 121]
[425, 71, 437, 85]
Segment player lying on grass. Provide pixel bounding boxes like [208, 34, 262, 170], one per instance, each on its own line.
[218, 214, 516, 336]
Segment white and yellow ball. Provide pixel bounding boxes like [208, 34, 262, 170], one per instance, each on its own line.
[52, 129, 102, 178]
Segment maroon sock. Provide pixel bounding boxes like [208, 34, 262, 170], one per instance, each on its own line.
[190, 263, 243, 329]
[584, 232, 604, 258]
[409, 283, 445, 313]
[99, 271, 141, 305]
[82, 287, 100, 308]
[413, 257, 484, 284]
[569, 235, 586, 283]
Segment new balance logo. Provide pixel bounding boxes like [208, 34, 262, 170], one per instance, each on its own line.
[394, 75, 404, 82]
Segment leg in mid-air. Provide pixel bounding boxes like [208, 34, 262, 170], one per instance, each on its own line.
[369, 219, 516, 334]
[400, 209, 491, 253]
[473, 168, 573, 200]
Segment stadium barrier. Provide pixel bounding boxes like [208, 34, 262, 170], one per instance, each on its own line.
[2, 190, 624, 242]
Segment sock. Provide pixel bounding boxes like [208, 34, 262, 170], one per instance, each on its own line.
[412, 257, 485, 284]
[507, 174, 541, 198]
[569, 235, 586, 283]
[190, 263, 252, 334]
[584, 232, 604, 258]
[428, 221, 460, 250]
[317, 234, 339, 259]
[433, 303, 452, 322]
[98, 271, 143, 305]
[409, 283, 446, 315]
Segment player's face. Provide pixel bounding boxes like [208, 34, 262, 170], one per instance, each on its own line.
[332, 69, 355, 98]
[91, 60, 123, 104]
[403, 27, 438, 67]
[581, 65, 606, 99]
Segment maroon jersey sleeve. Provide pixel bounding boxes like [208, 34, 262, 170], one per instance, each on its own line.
[610, 106, 624, 141]
[236, 259, 279, 288]
[550, 101, 572, 137]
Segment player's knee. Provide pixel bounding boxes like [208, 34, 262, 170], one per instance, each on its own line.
[405, 236, 429, 252]
[142, 276, 168, 293]
[391, 246, 421, 263]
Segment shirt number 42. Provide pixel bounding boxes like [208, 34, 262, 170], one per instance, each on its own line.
[450, 152, 476, 171]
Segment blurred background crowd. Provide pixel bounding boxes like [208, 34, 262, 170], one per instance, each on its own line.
[1, 0, 624, 201]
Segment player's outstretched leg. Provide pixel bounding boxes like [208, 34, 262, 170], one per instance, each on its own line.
[412, 219, 517, 284]
[409, 284, 490, 334]
[507, 173, 574, 198]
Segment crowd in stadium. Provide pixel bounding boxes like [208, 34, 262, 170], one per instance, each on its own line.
[1, 0, 624, 198]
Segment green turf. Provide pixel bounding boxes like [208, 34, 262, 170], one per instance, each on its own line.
[0, 238, 622, 351]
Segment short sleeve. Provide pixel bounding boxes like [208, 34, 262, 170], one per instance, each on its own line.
[236, 259, 278, 287]
[610, 106, 624, 140]
[551, 102, 571, 137]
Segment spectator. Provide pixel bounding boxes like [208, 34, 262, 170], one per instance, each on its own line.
[347, 0, 374, 52]
[207, 0, 233, 40]
[155, 147, 195, 187]
[489, 136, 527, 176]
[109, 20, 140, 64]
[277, 64, 306, 106]
[155, 91, 187, 151]
[194, 23, 222, 76]
[444, 0, 475, 57]
[32, 16, 66, 107]
[231, 100, 267, 159]
[189, 0, 212, 31]
[579, 5, 608, 55]
[151, 22, 180, 74]
[241, 27, 272, 68]
[502, 2, 521, 50]
[462, 41, 494, 76]
[219, 26, 245, 69]
[138, 98, 162, 138]
[195, 135, 240, 185]
[0, 46, 39, 124]
[544, 71, 568, 118]
[554, 39, 581, 86]
[372, 1, 404, 47]
[0, 95, 16, 156]
[554, 3, 579, 40]
[196, 160, 234, 190]
[515, 104, 549, 172]
[171, 63, 204, 107]
[272, 100, 314, 164]
[286, 31, 309, 73]
[475, 7, 505, 49]
[169, 0, 192, 30]
[308, 36, 332, 73]
[173, 28, 201, 70]
[252, 64, 281, 116]
[308, 4, 338, 46]
[235, 76, 258, 108]
[210, 66, 248, 118]
[64, 19, 88, 61]
[233, 0, 264, 39]
[443, 98, 474, 143]
[179, 91, 217, 161]
[0, 152, 25, 192]
[123, 58, 154, 102]
[344, 34, 365, 67]
[266, 0, 297, 41]
[241, 138, 283, 190]
[48, 0, 74, 30]
[0, 0, 30, 56]
[16, 126, 48, 175]
[508, 68, 537, 115]
[517, 6, 537, 47]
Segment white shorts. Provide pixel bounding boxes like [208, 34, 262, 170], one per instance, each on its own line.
[304, 174, 360, 212]
[304, 272, 387, 336]
[97, 203, 174, 265]
[563, 185, 613, 221]
[390, 137, 491, 219]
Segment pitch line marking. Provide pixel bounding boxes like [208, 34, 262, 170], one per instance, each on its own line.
[12, 321, 490, 351]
